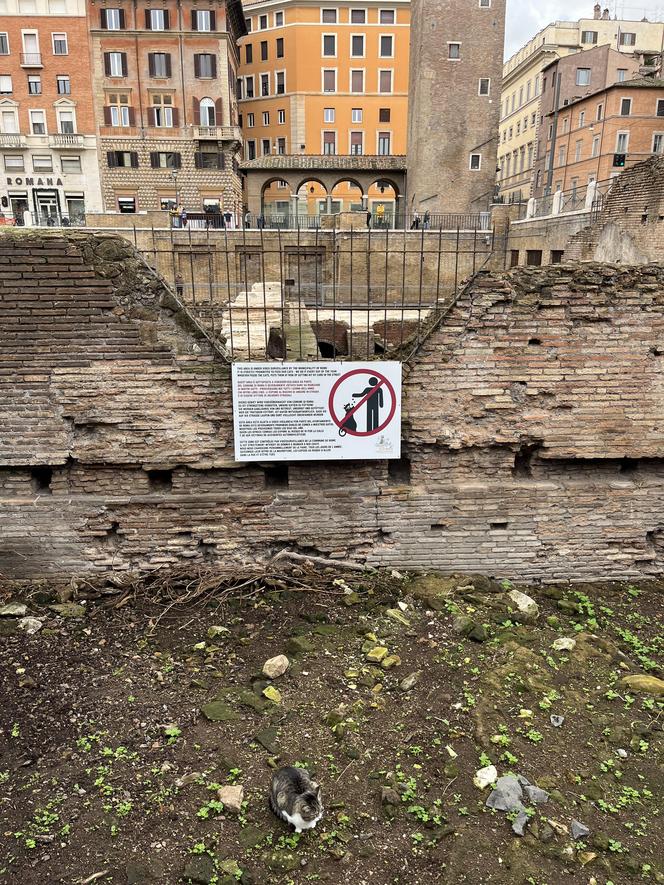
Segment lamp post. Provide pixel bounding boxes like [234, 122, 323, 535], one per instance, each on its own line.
[172, 170, 179, 209]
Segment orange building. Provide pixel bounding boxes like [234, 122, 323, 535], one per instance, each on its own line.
[238, 0, 409, 217]
[534, 78, 664, 195]
[0, 0, 102, 223]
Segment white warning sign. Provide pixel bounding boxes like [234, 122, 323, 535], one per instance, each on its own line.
[232, 361, 401, 461]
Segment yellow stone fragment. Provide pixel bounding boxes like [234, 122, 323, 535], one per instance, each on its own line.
[381, 654, 402, 670]
[518, 708, 533, 718]
[366, 646, 388, 663]
[262, 686, 282, 704]
[619, 674, 664, 696]
[578, 851, 597, 867]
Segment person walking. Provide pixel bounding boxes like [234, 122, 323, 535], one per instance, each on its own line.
[411, 211, 420, 230]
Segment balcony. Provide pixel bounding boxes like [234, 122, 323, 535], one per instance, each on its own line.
[20, 52, 43, 67]
[0, 133, 26, 148]
[193, 124, 242, 141]
[49, 133, 84, 147]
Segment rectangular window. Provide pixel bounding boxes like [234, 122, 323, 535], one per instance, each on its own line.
[526, 250, 542, 266]
[323, 69, 336, 92]
[620, 97, 632, 116]
[617, 68, 627, 82]
[616, 131, 629, 152]
[277, 136, 286, 154]
[377, 130, 390, 154]
[261, 73, 269, 95]
[350, 130, 363, 155]
[0, 74, 11, 93]
[149, 53, 171, 78]
[469, 153, 481, 170]
[195, 53, 216, 78]
[259, 13, 268, 28]
[351, 107, 362, 123]
[478, 78, 490, 96]
[260, 40, 268, 61]
[276, 37, 284, 58]
[596, 102, 603, 120]
[193, 10, 213, 31]
[657, 99, 664, 116]
[151, 94, 174, 127]
[581, 30, 597, 43]
[379, 107, 390, 122]
[247, 112, 254, 127]
[350, 69, 364, 92]
[109, 103, 130, 126]
[278, 108, 285, 124]
[29, 110, 46, 134]
[147, 9, 169, 30]
[150, 151, 181, 168]
[579, 110, 585, 126]
[619, 31, 635, 46]
[262, 111, 269, 125]
[591, 135, 600, 157]
[261, 138, 270, 155]
[379, 9, 395, 23]
[245, 44, 252, 63]
[33, 154, 53, 172]
[351, 34, 364, 56]
[108, 150, 138, 168]
[378, 69, 392, 93]
[351, 8, 366, 22]
[61, 155, 82, 173]
[323, 130, 336, 154]
[58, 109, 75, 133]
[323, 34, 336, 56]
[52, 32, 68, 55]
[324, 107, 335, 123]
[0, 34, 8, 54]
[479, 0, 490, 6]
[276, 70, 285, 93]
[321, 8, 337, 22]
[275, 11, 284, 26]
[576, 67, 590, 86]
[574, 139, 582, 162]
[448, 42, 460, 59]
[1, 110, 18, 132]
[118, 196, 136, 213]
[380, 34, 393, 57]
[245, 75, 254, 98]
[4, 154, 24, 171]
[55, 74, 70, 94]
[653, 133, 664, 153]
[106, 52, 126, 77]
[247, 140, 256, 160]
[102, 8, 124, 29]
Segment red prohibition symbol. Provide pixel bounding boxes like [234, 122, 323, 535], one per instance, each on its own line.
[328, 368, 397, 437]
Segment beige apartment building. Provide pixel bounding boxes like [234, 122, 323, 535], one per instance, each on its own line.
[498, 4, 664, 203]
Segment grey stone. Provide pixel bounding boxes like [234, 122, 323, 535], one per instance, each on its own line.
[217, 784, 244, 813]
[0, 602, 27, 617]
[523, 784, 549, 805]
[48, 602, 86, 618]
[381, 786, 401, 805]
[182, 854, 216, 884]
[550, 714, 565, 727]
[485, 775, 524, 812]
[125, 858, 165, 884]
[399, 671, 421, 692]
[512, 810, 530, 836]
[18, 616, 43, 634]
[571, 819, 590, 840]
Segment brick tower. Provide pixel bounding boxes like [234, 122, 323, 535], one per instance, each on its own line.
[406, 0, 506, 216]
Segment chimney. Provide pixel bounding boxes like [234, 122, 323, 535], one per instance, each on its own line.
[593, 3, 601, 18]
[602, 7, 610, 18]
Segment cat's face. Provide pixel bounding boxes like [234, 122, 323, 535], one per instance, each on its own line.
[294, 789, 322, 822]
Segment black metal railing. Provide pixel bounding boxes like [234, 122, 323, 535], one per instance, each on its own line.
[171, 211, 492, 232]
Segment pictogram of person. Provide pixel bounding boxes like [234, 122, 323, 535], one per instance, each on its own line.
[353, 376, 384, 432]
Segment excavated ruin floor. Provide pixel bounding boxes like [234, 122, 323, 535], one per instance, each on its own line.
[0, 570, 663, 885]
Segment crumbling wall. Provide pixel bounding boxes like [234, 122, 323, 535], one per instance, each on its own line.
[1, 231, 663, 581]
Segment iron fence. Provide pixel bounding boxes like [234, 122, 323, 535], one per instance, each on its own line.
[171, 211, 492, 233]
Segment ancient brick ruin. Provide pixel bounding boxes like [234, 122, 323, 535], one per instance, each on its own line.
[1, 230, 663, 580]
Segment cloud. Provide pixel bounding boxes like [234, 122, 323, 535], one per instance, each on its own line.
[505, 0, 596, 58]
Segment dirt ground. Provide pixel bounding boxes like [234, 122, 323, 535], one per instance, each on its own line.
[0, 569, 662, 885]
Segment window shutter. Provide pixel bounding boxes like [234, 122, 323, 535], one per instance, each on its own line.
[194, 152, 202, 168]
[146, 107, 155, 126]
[145, 9, 152, 28]
[118, 8, 125, 28]
[215, 98, 223, 122]
[150, 152, 159, 168]
[210, 55, 217, 78]
[171, 107, 179, 126]
[121, 53, 128, 76]
[148, 53, 155, 76]
[107, 151, 117, 167]
[103, 105, 112, 125]
[173, 152, 182, 168]
[193, 54, 201, 77]
[103, 53, 111, 76]
[191, 10, 198, 30]
[100, 9, 107, 28]
[130, 151, 138, 168]
[218, 152, 225, 169]
[163, 9, 169, 28]
[127, 106, 135, 126]
[193, 96, 200, 124]
[210, 10, 216, 29]
[165, 53, 172, 77]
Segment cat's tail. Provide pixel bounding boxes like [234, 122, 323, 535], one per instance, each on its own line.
[269, 791, 285, 820]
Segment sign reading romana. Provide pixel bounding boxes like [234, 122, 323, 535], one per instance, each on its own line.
[232, 362, 402, 461]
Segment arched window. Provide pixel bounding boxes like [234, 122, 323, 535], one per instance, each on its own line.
[200, 97, 215, 125]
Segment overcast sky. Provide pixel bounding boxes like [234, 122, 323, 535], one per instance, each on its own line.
[504, 0, 653, 57]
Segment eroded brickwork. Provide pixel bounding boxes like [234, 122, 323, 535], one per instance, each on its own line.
[1, 232, 663, 580]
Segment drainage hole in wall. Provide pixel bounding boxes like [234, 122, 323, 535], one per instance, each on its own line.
[264, 464, 289, 488]
[489, 521, 509, 529]
[31, 466, 53, 494]
[147, 469, 173, 492]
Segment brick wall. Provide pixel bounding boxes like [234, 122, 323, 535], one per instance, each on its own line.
[1, 230, 663, 581]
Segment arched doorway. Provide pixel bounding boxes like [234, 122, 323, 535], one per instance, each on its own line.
[330, 179, 365, 215]
[368, 179, 399, 228]
[261, 178, 293, 226]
